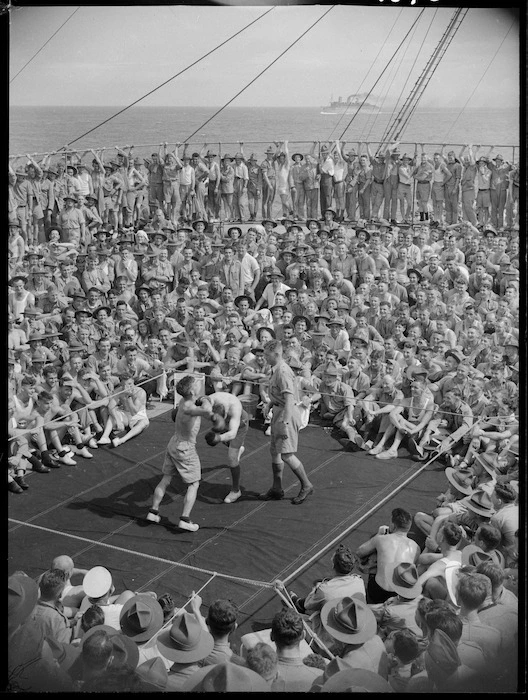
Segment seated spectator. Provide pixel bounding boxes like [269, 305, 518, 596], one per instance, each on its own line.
[270, 608, 322, 691]
[189, 595, 245, 666]
[245, 641, 285, 690]
[97, 372, 149, 447]
[385, 627, 426, 692]
[29, 568, 72, 645]
[320, 593, 388, 677]
[76, 566, 135, 631]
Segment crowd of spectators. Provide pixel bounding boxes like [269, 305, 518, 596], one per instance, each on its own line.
[8, 142, 520, 691]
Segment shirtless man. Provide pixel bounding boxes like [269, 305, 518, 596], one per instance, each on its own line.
[200, 391, 249, 504]
[101, 372, 149, 448]
[356, 507, 420, 604]
[146, 375, 213, 531]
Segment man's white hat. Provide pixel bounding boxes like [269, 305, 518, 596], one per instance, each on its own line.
[83, 566, 113, 598]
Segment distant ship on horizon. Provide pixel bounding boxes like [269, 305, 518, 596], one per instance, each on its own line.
[321, 94, 381, 115]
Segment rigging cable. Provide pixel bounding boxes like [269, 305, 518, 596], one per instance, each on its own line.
[10, 7, 81, 84]
[325, 7, 403, 143]
[338, 9, 425, 142]
[359, 14, 417, 144]
[58, 7, 276, 149]
[184, 6, 336, 144]
[371, 8, 438, 146]
[443, 18, 516, 142]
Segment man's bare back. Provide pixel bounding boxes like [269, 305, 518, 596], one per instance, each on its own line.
[373, 533, 420, 591]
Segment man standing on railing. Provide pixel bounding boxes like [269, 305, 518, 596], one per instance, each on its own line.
[383, 144, 400, 224]
[261, 146, 277, 221]
[412, 147, 434, 222]
[202, 146, 221, 221]
[318, 143, 334, 217]
[367, 144, 386, 221]
[445, 150, 462, 226]
[290, 150, 305, 221]
[232, 149, 249, 223]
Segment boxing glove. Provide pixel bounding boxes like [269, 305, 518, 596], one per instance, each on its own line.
[205, 430, 221, 447]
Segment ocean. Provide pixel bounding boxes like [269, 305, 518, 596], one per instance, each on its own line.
[9, 106, 519, 162]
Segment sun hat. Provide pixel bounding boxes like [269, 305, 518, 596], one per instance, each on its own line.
[191, 219, 207, 230]
[464, 489, 495, 517]
[182, 661, 270, 692]
[461, 544, 494, 568]
[474, 452, 499, 477]
[391, 562, 422, 599]
[327, 318, 344, 327]
[135, 657, 181, 691]
[269, 267, 284, 279]
[8, 571, 39, 633]
[234, 295, 254, 308]
[425, 628, 461, 678]
[256, 327, 276, 342]
[445, 467, 475, 496]
[155, 611, 214, 663]
[323, 362, 341, 377]
[321, 668, 392, 693]
[82, 566, 113, 598]
[291, 152, 304, 161]
[82, 625, 139, 670]
[119, 594, 164, 642]
[46, 637, 80, 673]
[292, 315, 311, 330]
[261, 218, 278, 228]
[286, 355, 304, 370]
[320, 593, 376, 644]
[9, 274, 29, 285]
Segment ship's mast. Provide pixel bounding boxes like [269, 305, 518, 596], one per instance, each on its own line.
[377, 8, 468, 153]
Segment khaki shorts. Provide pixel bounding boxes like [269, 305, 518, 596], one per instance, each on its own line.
[270, 406, 302, 456]
[162, 437, 201, 484]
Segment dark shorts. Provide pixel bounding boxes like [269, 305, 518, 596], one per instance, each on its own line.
[366, 574, 395, 605]
[227, 409, 249, 450]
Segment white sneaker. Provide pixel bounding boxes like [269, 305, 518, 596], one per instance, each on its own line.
[364, 440, 374, 451]
[73, 446, 93, 459]
[59, 453, 77, 466]
[87, 438, 98, 449]
[111, 438, 121, 448]
[224, 490, 242, 504]
[368, 444, 385, 455]
[376, 449, 398, 460]
[97, 436, 111, 445]
[265, 426, 271, 436]
[178, 519, 199, 532]
[146, 511, 161, 523]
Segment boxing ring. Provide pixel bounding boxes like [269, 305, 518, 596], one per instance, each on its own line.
[8, 401, 452, 649]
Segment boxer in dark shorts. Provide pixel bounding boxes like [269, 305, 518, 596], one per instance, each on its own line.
[201, 392, 248, 504]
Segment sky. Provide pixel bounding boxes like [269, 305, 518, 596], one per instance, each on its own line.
[9, 5, 520, 109]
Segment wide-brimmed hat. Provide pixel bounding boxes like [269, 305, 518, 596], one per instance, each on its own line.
[63, 193, 78, 203]
[291, 152, 304, 161]
[227, 226, 242, 237]
[46, 637, 80, 673]
[323, 208, 337, 217]
[83, 566, 113, 598]
[119, 594, 164, 642]
[445, 467, 475, 496]
[204, 150, 217, 158]
[8, 571, 39, 632]
[256, 327, 276, 342]
[265, 145, 275, 155]
[182, 661, 270, 692]
[92, 305, 112, 317]
[9, 274, 29, 285]
[461, 544, 494, 568]
[321, 668, 392, 693]
[323, 362, 340, 377]
[474, 452, 499, 477]
[234, 295, 254, 308]
[465, 489, 495, 517]
[327, 318, 344, 327]
[407, 268, 423, 281]
[292, 315, 311, 330]
[261, 218, 278, 228]
[221, 153, 233, 161]
[82, 625, 139, 670]
[391, 562, 422, 599]
[155, 612, 214, 663]
[321, 594, 376, 644]
[279, 247, 296, 259]
[191, 219, 207, 230]
[269, 267, 284, 279]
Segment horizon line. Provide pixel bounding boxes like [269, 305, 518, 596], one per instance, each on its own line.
[10, 104, 517, 110]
